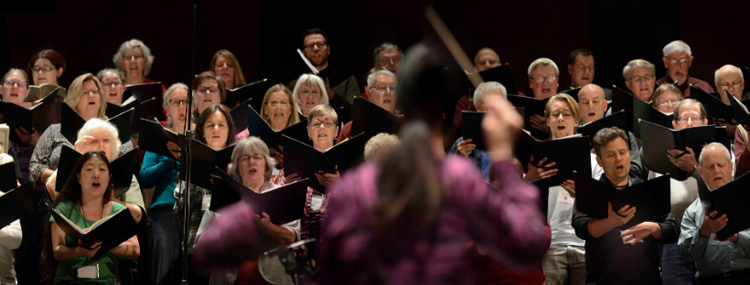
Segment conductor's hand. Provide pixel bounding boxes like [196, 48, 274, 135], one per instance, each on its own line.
[482, 93, 523, 161]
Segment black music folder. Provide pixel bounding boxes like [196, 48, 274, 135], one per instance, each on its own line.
[506, 94, 550, 139]
[224, 79, 272, 112]
[475, 65, 519, 95]
[179, 140, 235, 190]
[104, 96, 137, 119]
[247, 106, 308, 151]
[230, 99, 252, 135]
[210, 168, 309, 225]
[639, 120, 716, 180]
[283, 133, 366, 192]
[561, 87, 581, 101]
[698, 172, 750, 240]
[0, 162, 17, 192]
[123, 82, 165, 121]
[574, 172, 670, 223]
[56, 146, 138, 196]
[513, 132, 591, 186]
[60, 104, 133, 145]
[577, 111, 631, 148]
[0, 182, 36, 229]
[136, 119, 188, 161]
[461, 111, 487, 150]
[28, 84, 64, 101]
[728, 91, 750, 126]
[0, 92, 61, 140]
[609, 86, 673, 138]
[50, 207, 138, 259]
[690, 86, 734, 123]
[350, 97, 399, 139]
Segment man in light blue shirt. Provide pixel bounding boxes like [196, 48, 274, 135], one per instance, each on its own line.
[679, 142, 750, 283]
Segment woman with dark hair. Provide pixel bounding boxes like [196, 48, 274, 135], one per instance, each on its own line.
[175, 104, 235, 251]
[27, 49, 66, 88]
[44, 151, 139, 284]
[192, 71, 227, 116]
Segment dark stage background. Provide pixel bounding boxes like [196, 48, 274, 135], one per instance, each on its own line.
[2, 0, 750, 117]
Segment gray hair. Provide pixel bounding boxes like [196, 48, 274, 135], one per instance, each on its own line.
[364, 133, 400, 161]
[162, 82, 191, 106]
[227, 136, 277, 182]
[714, 64, 744, 84]
[373, 42, 402, 62]
[307, 104, 338, 125]
[622, 59, 655, 80]
[366, 69, 397, 87]
[113, 39, 155, 77]
[698, 142, 731, 166]
[77, 118, 122, 159]
[663, 40, 692, 57]
[473, 81, 507, 104]
[527, 58, 559, 77]
[96, 68, 124, 83]
[292, 74, 329, 109]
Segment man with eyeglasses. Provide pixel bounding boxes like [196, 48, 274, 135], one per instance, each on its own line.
[566, 49, 612, 100]
[527, 58, 559, 138]
[623, 59, 657, 102]
[656, 40, 714, 98]
[299, 28, 360, 106]
[337, 69, 397, 142]
[373, 42, 402, 75]
[711, 64, 746, 139]
[678, 142, 750, 284]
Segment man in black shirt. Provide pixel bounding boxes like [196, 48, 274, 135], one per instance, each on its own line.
[572, 127, 679, 284]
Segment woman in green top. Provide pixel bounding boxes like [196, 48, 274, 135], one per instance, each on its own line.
[44, 151, 140, 284]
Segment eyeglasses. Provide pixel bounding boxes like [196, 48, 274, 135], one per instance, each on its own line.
[267, 102, 291, 109]
[719, 83, 742, 90]
[2, 80, 27, 88]
[628, 75, 654, 83]
[168, 99, 188, 107]
[658, 100, 681, 107]
[677, 116, 703, 123]
[239, 154, 265, 163]
[303, 42, 327, 51]
[667, 57, 690, 66]
[377, 57, 402, 66]
[102, 81, 122, 88]
[32, 66, 55, 73]
[549, 111, 573, 119]
[123, 54, 144, 62]
[369, 85, 397, 93]
[531, 76, 556, 83]
[82, 89, 100, 96]
[310, 119, 336, 128]
[197, 88, 219, 94]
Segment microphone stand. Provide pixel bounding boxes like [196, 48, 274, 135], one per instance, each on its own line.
[181, 0, 197, 284]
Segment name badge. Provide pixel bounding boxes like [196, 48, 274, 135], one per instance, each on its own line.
[311, 194, 325, 212]
[78, 264, 99, 279]
[557, 189, 573, 204]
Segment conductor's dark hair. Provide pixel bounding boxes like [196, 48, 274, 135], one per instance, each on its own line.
[593, 127, 628, 157]
[302, 28, 330, 46]
[567, 48, 593, 65]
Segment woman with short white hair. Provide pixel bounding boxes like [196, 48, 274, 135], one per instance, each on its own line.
[113, 39, 157, 85]
[292, 74, 329, 117]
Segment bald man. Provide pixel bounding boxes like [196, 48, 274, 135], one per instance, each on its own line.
[679, 143, 750, 283]
[474, 48, 501, 72]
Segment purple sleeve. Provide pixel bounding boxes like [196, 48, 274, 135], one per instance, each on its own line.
[192, 201, 281, 274]
[447, 158, 548, 267]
